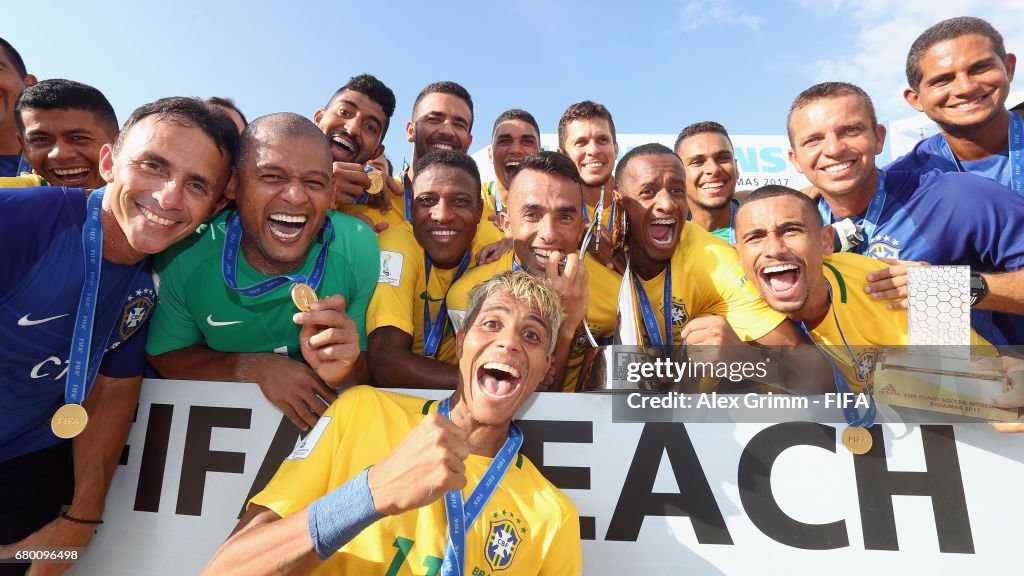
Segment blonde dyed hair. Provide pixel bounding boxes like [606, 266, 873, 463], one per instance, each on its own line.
[463, 271, 564, 353]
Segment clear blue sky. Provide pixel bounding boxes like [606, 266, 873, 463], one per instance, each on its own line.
[9, 1, 1021, 165]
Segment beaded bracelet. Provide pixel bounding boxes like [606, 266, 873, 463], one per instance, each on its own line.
[61, 512, 104, 525]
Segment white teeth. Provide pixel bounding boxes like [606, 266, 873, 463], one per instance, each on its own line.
[140, 205, 175, 226]
[505, 161, 521, 169]
[954, 96, 986, 109]
[431, 230, 457, 237]
[331, 136, 354, 153]
[763, 264, 798, 274]
[823, 161, 853, 173]
[269, 213, 307, 224]
[700, 182, 724, 190]
[54, 168, 89, 176]
[651, 218, 676, 225]
[432, 144, 455, 151]
[270, 227, 301, 239]
[582, 162, 604, 168]
[532, 248, 553, 258]
[484, 361, 521, 379]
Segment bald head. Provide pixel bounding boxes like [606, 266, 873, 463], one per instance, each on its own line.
[237, 112, 331, 172]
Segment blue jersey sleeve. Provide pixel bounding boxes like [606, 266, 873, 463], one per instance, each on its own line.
[99, 319, 149, 379]
[895, 170, 1024, 272]
[0, 187, 86, 298]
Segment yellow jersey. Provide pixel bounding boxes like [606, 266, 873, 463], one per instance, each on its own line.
[812, 253, 989, 393]
[251, 386, 582, 575]
[444, 251, 621, 392]
[367, 221, 463, 363]
[342, 173, 503, 251]
[0, 174, 45, 188]
[630, 223, 785, 346]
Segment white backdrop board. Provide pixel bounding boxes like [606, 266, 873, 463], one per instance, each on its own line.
[69, 379, 1023, 575]
[470, 134, 811, 192]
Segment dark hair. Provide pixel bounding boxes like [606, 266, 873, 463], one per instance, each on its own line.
[740, 185, 823, 228]
[674, 121, 732, 154]
[0, 37, 27, 78]
[614, 143, 678, 186]
[413, 149, 482, 195]
[510, 150, 581, 188]
[906, 17, 1007, 90]
[204, 96, 248, 126]
[412, 81, 473, 130]
[557, 100, 616, 150]
[787, 82, 877, 144]
[237, 112, 328, 170]
[328, 73, 397, 137]
[114, 97, 238, 162]
[15, 79, 118, 137]
[491, 108, 541, 141]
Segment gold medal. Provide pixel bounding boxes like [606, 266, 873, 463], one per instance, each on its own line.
[291, 282, 318, 312]
[366, 170, 384, 195]
[842, 426, 873, 455]
[52, 403, 89, 439]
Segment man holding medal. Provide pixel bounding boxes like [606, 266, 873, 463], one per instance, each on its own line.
[787, 81, 1024, 345]
[204, 271, 582, 575]
[146, 113, 377, 432]
[733, 186, 993, 452]
[0, 97, 236, 573]
[674, 121, 742, 244]
[366, 149, 486, 389]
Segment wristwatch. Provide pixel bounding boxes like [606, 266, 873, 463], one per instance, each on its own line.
[969, 271, 988, 307]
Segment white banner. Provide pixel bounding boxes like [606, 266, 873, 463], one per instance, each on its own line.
[471, 134, 810, 192]
[69, 379, 1023, 575]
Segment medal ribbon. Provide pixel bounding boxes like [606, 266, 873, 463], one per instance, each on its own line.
[490, 181, 504, 214]
[221, 212, 334, 297]
[437, 397, 523, 576]
[817, 170, 887, 254]
[403, 173, 413, 222]
[631, 263, 673, 356]
[65, 189, 107, 406]
[422, 251, 471, 358]
[798, 279, 876, 428]
[16, 152, 31, 176]
[940, 111, 1024, 194]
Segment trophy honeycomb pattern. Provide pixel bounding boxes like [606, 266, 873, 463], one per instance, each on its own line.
[907, 266, 971, 352]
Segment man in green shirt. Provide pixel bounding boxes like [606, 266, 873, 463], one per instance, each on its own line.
[146, 113, 379, 431]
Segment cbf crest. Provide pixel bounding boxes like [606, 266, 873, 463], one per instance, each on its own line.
[865, 235, 900, 260]
[118, 287, 156, 340]
[485, 517, 522, 571]
[660, 298, 688, 339]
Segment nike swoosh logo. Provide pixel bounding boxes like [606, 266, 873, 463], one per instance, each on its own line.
[207, 315, 244, 327]
[18, 313, 69, 326]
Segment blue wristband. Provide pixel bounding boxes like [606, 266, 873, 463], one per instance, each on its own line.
[307, 468, 383, 559]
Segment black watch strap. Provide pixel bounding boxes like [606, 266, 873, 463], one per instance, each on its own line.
[969, 271, 988, 307]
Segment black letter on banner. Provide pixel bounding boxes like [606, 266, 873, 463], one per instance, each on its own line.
[238, 415, 302, 519]
[853, 425, 974, 553]
[605, 423, 732, 544]
[134, 403, 174, 512]
[517, 420, 595, 540]
[176, 406, 250, 516]
[738, 422, 849, 549]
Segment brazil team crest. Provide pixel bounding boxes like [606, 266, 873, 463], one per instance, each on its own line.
[865, 236, 900, 260]
[660, 298, 688, 335]
[485, 517, 522, 571]
[118, 288, 156, 340]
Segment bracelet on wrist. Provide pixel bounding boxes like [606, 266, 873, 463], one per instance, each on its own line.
[61, 512, 104, 525]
